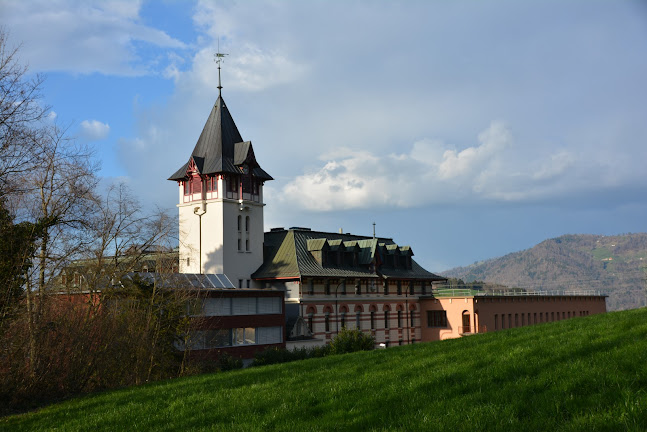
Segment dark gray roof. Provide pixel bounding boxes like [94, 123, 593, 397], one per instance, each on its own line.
[252, 228, 446, 282]
[169, 96, 273, 181]
[124, 272, 236, 290]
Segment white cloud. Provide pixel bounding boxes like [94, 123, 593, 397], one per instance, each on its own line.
[80, 119, 110, 141]
[278, 122, 615, 211]
[0, 0, 188, 76]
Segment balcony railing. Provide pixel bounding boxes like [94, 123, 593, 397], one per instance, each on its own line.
[432, 288, 606, 298]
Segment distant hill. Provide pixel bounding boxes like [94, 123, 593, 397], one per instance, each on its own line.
[442, 233, 647, 311]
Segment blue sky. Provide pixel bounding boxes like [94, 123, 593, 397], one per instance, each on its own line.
[3, 0, 647, 272]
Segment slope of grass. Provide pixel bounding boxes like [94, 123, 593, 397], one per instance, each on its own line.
[3, 308, 647, 431]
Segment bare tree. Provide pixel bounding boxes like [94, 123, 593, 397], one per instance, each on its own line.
[0, 28, 49, 199]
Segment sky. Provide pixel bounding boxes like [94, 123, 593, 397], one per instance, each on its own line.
[2, 0, 647, 273]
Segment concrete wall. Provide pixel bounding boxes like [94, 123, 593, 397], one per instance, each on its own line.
[419, 295, 607, 341]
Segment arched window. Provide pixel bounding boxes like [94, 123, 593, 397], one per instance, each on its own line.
[340, 312, 346, 329]
[308, 313, 314, 332]
[355, 311, 361, 329]
[325, 313, 330, 333]
[397, 310, 402, 328]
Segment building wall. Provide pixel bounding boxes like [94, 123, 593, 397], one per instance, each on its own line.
[473, 295, 607, 333]
[274, 279, 437, 347]
[188, 289, 286, 361]
[177, 177, 265, 286]
[419, 295, 607, 341]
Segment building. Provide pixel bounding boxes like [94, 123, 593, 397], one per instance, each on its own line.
[168, 77, 607, 350]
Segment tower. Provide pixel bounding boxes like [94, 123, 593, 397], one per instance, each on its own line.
[168, 69, 272, 286]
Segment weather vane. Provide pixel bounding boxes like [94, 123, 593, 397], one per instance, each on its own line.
[214, 37, 228, 96]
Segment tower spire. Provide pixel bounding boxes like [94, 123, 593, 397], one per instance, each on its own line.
[215, 38, 228, 97]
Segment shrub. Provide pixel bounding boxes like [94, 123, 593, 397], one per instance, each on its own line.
[328, 328, 375, 355]
[215, 353, 243, 371]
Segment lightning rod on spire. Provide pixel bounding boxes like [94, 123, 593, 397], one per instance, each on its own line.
[214, 38, 228, 97]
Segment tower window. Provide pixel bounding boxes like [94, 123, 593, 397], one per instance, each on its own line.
[184, 181, 190, 195]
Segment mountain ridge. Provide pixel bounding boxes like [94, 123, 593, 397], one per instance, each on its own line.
[441, 233, 647, 311]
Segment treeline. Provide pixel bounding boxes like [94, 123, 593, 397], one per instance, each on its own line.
[0, 29, 205, 414]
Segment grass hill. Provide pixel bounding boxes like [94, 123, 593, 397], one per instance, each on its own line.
[442, 233, 647, 311]
[3, 308, 647, 431]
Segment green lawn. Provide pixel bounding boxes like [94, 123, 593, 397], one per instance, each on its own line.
[3, 308, 647, 431]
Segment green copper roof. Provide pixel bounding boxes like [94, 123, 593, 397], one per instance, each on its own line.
[252, 228, 446, 282]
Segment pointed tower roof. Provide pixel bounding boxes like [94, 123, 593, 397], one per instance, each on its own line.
[168, 96, 273, 181]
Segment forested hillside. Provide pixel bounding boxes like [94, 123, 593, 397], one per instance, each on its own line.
[442, 233, 647, 311]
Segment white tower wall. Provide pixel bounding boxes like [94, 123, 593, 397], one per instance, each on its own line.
[177, 177, 265, 287]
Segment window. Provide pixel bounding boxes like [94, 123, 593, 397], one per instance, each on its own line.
[494, 314, 499, 330]
[340, 280, 346, 295]
[515, 314, 519, 327]
[383, 281, 389, 295]
[192, 177, 202, 194]
[228, 176, 238, 193]
[233, 327, 256, 345]
[397, 310, 402, 328]
[309, 279, 314, 295]
[246, 279, 251, 288]
[427, 310, 447, 327]
[355, 312, 361, 329]
[355, 280, 361, 295]
[421, 282, 426, 295]
[384, 311, 390, 329]
[324, 280, 330, 295]
[340, 312, 346, 329]
[256, 326, 282, 345]
[184, 181, 190, 195]
[245, 216, 250, 232]
[409, 281, 414, 295]
[238, 279, 243, 289]
[325, 313, 330, 332]
[308, 314, 314, 332]
[410, 311, 414, 327]
[370, 311, 375, 329]
[245, 239, 250, 252]
[397, 281, 402, 295]
[257, 297, 281, 314]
